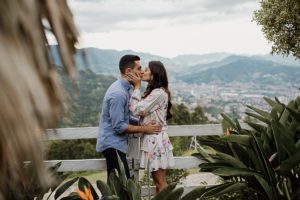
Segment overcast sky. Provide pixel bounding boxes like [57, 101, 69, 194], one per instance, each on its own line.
[63, 0, 271, 58]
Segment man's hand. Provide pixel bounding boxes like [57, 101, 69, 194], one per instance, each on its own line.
[143, 124, 162, 134]
[125, 72, 141, 89]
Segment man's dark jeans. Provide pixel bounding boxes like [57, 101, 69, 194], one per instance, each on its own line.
[102, 148, 130, 179]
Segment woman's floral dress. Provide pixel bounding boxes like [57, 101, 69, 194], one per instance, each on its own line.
[129, 88, 175, 172]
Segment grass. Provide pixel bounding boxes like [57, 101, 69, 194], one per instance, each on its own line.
[62, 149, 212, 185]
[63, 168, 200, 185]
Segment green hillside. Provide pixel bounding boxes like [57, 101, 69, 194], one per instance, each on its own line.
[58, 68, 116, 127]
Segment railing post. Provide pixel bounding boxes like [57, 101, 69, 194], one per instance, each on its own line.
[128, 133, 142, 180]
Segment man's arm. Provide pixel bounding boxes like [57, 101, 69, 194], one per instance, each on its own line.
[109, 93, 130, 134]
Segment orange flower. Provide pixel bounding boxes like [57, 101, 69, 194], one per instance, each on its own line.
[76, 186, 94, 200]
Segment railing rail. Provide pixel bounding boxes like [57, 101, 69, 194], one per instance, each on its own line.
[45, 124, 224, 140]
[44, 124, 250, 172]
[44, 124, 249, 197]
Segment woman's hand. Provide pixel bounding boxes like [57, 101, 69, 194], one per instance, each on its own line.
[126, 72, 141, 89]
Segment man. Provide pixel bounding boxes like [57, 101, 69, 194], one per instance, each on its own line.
[96, 55, 161, 179]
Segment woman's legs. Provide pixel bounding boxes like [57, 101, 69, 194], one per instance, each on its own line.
[152, 169, 167, 193]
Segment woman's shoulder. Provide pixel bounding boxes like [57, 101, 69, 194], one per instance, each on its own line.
[152, 88, 167, 94]
[150, 88, 168, 99]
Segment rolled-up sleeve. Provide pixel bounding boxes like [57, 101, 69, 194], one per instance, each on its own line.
[129, 115, 139, 125]
[109, 93, 128, 134]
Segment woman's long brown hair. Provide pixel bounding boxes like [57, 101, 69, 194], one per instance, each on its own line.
[143, 61, 173, 119]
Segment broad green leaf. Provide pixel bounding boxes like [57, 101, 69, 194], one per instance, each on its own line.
[270, 109, 279, 121]
[296, 97, 300, 107]
[272, 120, 296, 156]
[245, 112, 270, 124]
[181, 186, 206, 200]
[263, 97, 278, 108]
[54, 177, 79, 199]
[271, 120, 286, 163]
[262, 128, 273, 152]
[254, 175, 275, 200]
[288, 119, 300, 134]
[108, 170, 122, 196]
[213, 167, 263, 177]
[227, 142, 239, 163]
[221, 113, 237, 130]
[248, 144, 265, 173]
[151, 182, 177, 200]
[234, 118, 242, 131]
[197, 138, 230, 155]
[280, 150, 300, 175]
[215, 152, 247, 168]
[251, 133, 277, 184]
[165, 187, 184, 200]
[287, 100, 296, 109]
[194, 147, 216, 163]
[220, 135, 251, 147]
[279, 109, 291, 125]
[116, 153, 128, 186]
[246, 122, 267, 134]
[247, 105, 271, 119]
[126, 179, 141, 200]
[285, 106, 300, 124]
[202, 182, 248, 198]
[199, 162, 231, 170]
[96, 180, 112, 197]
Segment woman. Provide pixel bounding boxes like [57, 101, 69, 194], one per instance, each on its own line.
[128, 61, 174, 193]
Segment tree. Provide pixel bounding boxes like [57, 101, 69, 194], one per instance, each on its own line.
[191, 105, 208, 124]
[253, 0, 300, 59]
[169, 103, 191, 125]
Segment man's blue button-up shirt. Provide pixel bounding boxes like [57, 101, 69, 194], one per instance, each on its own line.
[96, 78, 137, 153]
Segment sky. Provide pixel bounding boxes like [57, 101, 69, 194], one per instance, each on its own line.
[60, 0, 272, 58]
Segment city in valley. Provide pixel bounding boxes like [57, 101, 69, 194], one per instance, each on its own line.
[170, 81, 299, 122]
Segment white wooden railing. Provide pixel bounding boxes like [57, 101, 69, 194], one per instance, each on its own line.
[44, 124, 226, 177]
[45, 124, 250, 196]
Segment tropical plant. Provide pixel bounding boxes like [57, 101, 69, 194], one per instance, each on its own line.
[192, 96, 300, 199]
[55, 154, 190, 200]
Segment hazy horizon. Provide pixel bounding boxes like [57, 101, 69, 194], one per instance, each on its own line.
[69, 45, 284, 59]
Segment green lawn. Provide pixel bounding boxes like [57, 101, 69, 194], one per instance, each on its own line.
[65, 167, 200, 185]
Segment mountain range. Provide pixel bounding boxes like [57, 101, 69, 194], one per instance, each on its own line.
[50, 45, 300, 85]
[179, 58, 300, 85]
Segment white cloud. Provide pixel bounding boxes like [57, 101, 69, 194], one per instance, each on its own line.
[68, 0, 259, 32]
[65, 0, 271, 57]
